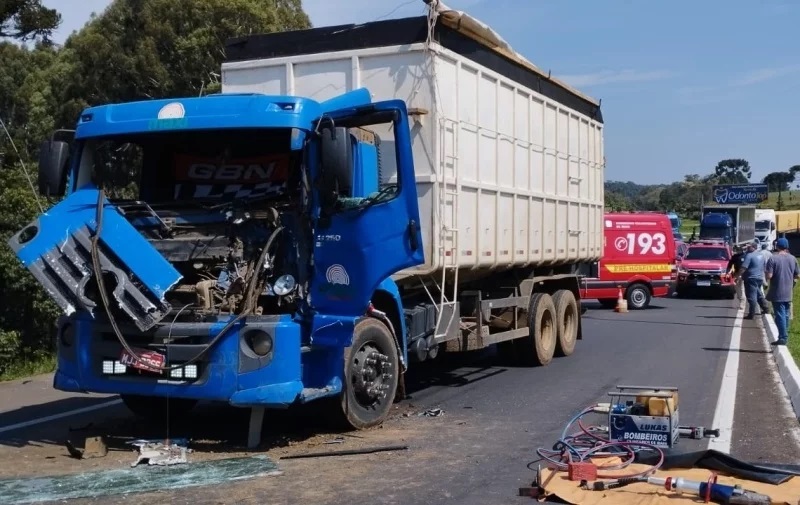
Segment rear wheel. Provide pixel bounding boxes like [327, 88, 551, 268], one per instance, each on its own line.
[553, 290, 578, 357]
[120, 394, 198, 420]
[334, 318, 399, 430]
[626, 283, 651, 310]
[520, 293, 557, 367]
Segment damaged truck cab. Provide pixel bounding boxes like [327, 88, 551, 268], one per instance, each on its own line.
[9, 88, 424, 428]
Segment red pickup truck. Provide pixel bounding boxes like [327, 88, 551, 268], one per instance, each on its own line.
[675, 241, 736, 298]
[581, 212, 677, 310]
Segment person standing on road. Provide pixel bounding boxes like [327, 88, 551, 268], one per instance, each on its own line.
[741, 241, 768, 319]
[727, 246, 745, 300]
[765, 238, 800, 345]
[758, 242, 773, 301]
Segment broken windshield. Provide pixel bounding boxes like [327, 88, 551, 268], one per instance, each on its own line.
[73, 128, 300, 204]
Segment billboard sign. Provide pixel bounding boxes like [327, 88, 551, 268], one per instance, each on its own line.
[711, 184, 768, 205]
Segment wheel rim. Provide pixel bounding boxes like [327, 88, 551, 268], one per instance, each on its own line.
[631, 288, 647, 307]
[350, 341, 393, 407]
[541, 309, 555, 353]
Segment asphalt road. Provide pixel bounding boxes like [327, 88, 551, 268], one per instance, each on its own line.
[1, 294, 799, 504]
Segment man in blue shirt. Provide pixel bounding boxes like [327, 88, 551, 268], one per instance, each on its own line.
[765, 238, 800, 345]
[741, 241, 767, 319]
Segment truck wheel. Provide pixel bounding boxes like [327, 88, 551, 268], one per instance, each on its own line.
[521, 293, 557, 366]
[336, 318, 399, 430]
[626, 283, 651, 310]
[120, 394, 197, 419]
[552, 290, 578, 357]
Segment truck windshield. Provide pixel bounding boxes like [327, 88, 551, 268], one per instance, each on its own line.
[74, 128, 299, 204]
[684, 247, 729, 261]
[755, 220, 771, 231]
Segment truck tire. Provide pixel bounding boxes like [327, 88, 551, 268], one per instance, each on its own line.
[120, 394, 197, 420]
[335, 318, 399, 430]
[626, 283, 651, 310]
[552, 290, 578, 357]
[521, 292, 557, 366]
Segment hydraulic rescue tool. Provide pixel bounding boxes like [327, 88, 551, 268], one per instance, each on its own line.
[586, 473, 772, 504]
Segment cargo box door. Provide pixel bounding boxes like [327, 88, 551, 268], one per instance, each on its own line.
[309, 100, 425, 317]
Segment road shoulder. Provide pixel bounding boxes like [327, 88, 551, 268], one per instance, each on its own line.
[730, 317, 800, 464]
[762, 313, 800, 418]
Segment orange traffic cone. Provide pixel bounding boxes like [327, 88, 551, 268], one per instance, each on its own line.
[614, 286, 628, 313]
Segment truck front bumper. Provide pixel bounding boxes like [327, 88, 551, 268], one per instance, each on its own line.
[53, 314, 306, 408]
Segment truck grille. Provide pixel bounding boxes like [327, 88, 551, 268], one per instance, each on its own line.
[686, 270, 724, 281]
[7, 189, 182, 332]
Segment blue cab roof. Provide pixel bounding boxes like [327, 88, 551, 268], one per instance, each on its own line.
[74, 88, 373, 139]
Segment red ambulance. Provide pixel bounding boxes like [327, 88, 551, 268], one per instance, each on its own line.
[581, 212, 677, 310]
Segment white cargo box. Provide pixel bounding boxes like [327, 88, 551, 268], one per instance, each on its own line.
[222, 8, 605, 280]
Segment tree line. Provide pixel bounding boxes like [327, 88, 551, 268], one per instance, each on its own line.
[606, 159, 800, 217]
[0, 1, 797, 378]
[0, 0, 309, 377]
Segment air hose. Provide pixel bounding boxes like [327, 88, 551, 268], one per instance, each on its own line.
[535, 405, 665, 480]
[89, 188, 283, 372]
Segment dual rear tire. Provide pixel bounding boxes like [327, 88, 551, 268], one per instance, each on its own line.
[503, 289, 579, 367]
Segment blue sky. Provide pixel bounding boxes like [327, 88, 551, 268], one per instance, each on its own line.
[43, 0, 800, 185]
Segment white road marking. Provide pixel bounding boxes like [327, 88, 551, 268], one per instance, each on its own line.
[707, 303, 744, 453]
[0, 398, 122, 435]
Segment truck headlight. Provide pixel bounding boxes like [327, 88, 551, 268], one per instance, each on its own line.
[245, 330, 274, 356]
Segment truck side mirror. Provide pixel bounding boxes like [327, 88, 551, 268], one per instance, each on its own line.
[318, 126, 353, 214]
[38, 140, 70, 197]
[771, 222, 776, 231]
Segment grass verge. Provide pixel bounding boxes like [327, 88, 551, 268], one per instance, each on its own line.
[789, 286, 800, 363]
[0, 353, 56, 382]
[679, 219, 699, 236]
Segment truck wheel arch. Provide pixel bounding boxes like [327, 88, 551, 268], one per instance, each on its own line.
[370, 279, 407, 366]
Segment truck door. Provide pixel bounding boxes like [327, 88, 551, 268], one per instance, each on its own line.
[309, 100, 425, 317]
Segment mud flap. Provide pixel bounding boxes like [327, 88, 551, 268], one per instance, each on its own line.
[7, 188, 182, 331]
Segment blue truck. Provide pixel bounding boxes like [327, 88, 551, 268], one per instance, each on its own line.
[8, 13, 605, 437]
[698, 205, 756, 247]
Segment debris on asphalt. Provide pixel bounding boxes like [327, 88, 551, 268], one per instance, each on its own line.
[64, 441, 83, 460]
[64, 436, 108, 460]
[281, 445, 409, 460]
[418, 408, 444, 417]
[0, 455, 281, 504]
[128, 438, 190, 467]
[323, 437, 345, 444]
[83, 437, 108, 459]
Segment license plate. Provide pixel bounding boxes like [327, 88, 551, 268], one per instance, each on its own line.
[696, 280, 711, 287]
[120, 348, 165, 373]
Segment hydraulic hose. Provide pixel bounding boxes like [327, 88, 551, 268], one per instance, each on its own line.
[536, 404, 665, 480]
[89, 188, 282, 372]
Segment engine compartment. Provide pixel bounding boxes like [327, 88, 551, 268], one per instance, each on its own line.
[124, 199, 311, 322]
